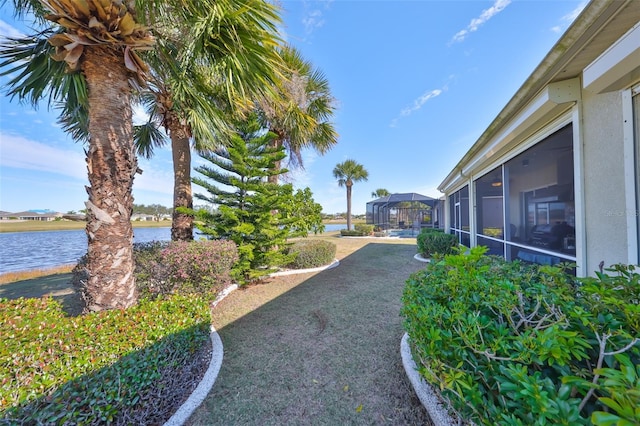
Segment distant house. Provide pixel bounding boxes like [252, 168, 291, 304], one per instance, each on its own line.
[7, 211, 62, 221]
[131, 213, 155, 221]
[438, 0, 640, 276]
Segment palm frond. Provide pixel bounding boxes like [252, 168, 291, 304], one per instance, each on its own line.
[134, 120, 167, 159]
[0, 28, 68, 106]
[55, 73, 89, 143]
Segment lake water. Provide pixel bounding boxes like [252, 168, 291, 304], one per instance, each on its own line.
[0, 223, 347, 274]
[0, 227, 172, 274]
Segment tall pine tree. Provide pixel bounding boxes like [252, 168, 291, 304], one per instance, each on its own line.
[192, 116, 294, 282]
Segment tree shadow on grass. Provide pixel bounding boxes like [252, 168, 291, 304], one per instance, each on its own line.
[0, 273, 83, 316]
[188, 242, 434, 426]
[1, 323, 211, 425]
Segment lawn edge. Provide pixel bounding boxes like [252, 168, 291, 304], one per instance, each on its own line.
[401, 332, 457, 426]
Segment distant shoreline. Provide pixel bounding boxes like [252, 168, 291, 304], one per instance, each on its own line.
[0, 220, 171, 233]
[0, 219, 360, 233]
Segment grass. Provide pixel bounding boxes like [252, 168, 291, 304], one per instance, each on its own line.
[0, 264, 75, 285]
[187, 234, 433, 425]
[0, 219, 171, 233]
[1, 232, 432, 424]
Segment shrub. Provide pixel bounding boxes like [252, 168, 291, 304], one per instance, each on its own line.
[72, 240, 238, 306]
[160, 240, 238, 296]
[285, 240, 336, 269]
[0, 294, 210, 424]
[401, 246, 640, 425]
[131, 241, 170, 298]
[354, 223, 374, 235]
[340, 229, 366, 237]
[416, 228, 457, 257]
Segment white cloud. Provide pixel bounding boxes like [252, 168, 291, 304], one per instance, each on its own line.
[562, 1, 588, 23]
[449, 0, 511, 45]
[301, 0, 334, 36]
[134, 159, 174, 195]
[303, 9, 325, 34]
[132, 103, 150, 125]
[400, 89, 442, 117]
[0, 133, 175, 199]
[551, 1, 588, 33]
[390, 85, 447, 127]
[0, 20, 24, 39]
[0, 133, 87, 180]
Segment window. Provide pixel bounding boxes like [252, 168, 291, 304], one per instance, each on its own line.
[475, 167, 504, 255]
[449, 185, 470, 247]
[504, 124, 575, 265]
[468, 124, 575, 266]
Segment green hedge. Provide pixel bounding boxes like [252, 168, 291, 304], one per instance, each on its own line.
[402, 246, 640, 425]
[1, 295, 210, 424]
[340, 229, 366, 236]
[286, 239, 337, 269]
[416, 228, 457, 257]
[354, 223, 374, 235]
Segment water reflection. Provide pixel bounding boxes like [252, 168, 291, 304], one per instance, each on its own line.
[0, 227, 171, 273]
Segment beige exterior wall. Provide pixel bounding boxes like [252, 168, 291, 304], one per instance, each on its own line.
[580, 90, 630, 273]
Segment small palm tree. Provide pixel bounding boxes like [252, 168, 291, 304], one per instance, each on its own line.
[333, 159, 369, 231]
[257, 45, 338, 184]
[371, 188, 390, 199]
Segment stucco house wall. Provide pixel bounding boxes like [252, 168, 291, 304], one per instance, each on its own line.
[438, 0, 640, 276]
[581, 90, 630, 273]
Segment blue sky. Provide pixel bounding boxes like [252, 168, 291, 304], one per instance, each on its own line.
[0, 0, 587, 215]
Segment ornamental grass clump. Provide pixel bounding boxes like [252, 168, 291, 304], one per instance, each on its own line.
[0, 294, 210, 424]
[402, 246, 640, 425]
[285, 239, 336, 269]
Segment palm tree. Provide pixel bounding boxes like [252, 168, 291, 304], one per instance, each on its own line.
[333, 159, 369, 231]
[0, 0, 160, 311]
[257, 45, 338, 184]
[371, 188, 390, 199]
[134, 2, 282, 241]
[0, 0, 278, 309]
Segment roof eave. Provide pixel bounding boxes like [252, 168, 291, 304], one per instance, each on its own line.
[438, 0, 633, 194]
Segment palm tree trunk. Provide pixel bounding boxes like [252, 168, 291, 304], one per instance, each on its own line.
[346, 183, 352, 231]
[82, 47, 137, 311]
[170, 121, 194, 241]
[267, 132, 284, 185]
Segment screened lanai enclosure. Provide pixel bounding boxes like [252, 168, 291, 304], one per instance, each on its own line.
[366, 193, 444, 231]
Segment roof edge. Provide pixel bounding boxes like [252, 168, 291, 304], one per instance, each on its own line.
[438, 0, 632, 193]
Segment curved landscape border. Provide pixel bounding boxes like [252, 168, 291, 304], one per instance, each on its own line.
[401, 333, 457, 426]
[163, 259, 341, 426]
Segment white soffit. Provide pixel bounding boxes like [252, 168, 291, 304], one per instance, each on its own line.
[583, 21, 640, 93]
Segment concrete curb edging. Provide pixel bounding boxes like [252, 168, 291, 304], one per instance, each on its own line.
[163, 283, 239, 426]
[401, 333, 457, 426]
[268, 259, 340, 277]
[413, 253, 430, 263]
[163, 326, 224, 426]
